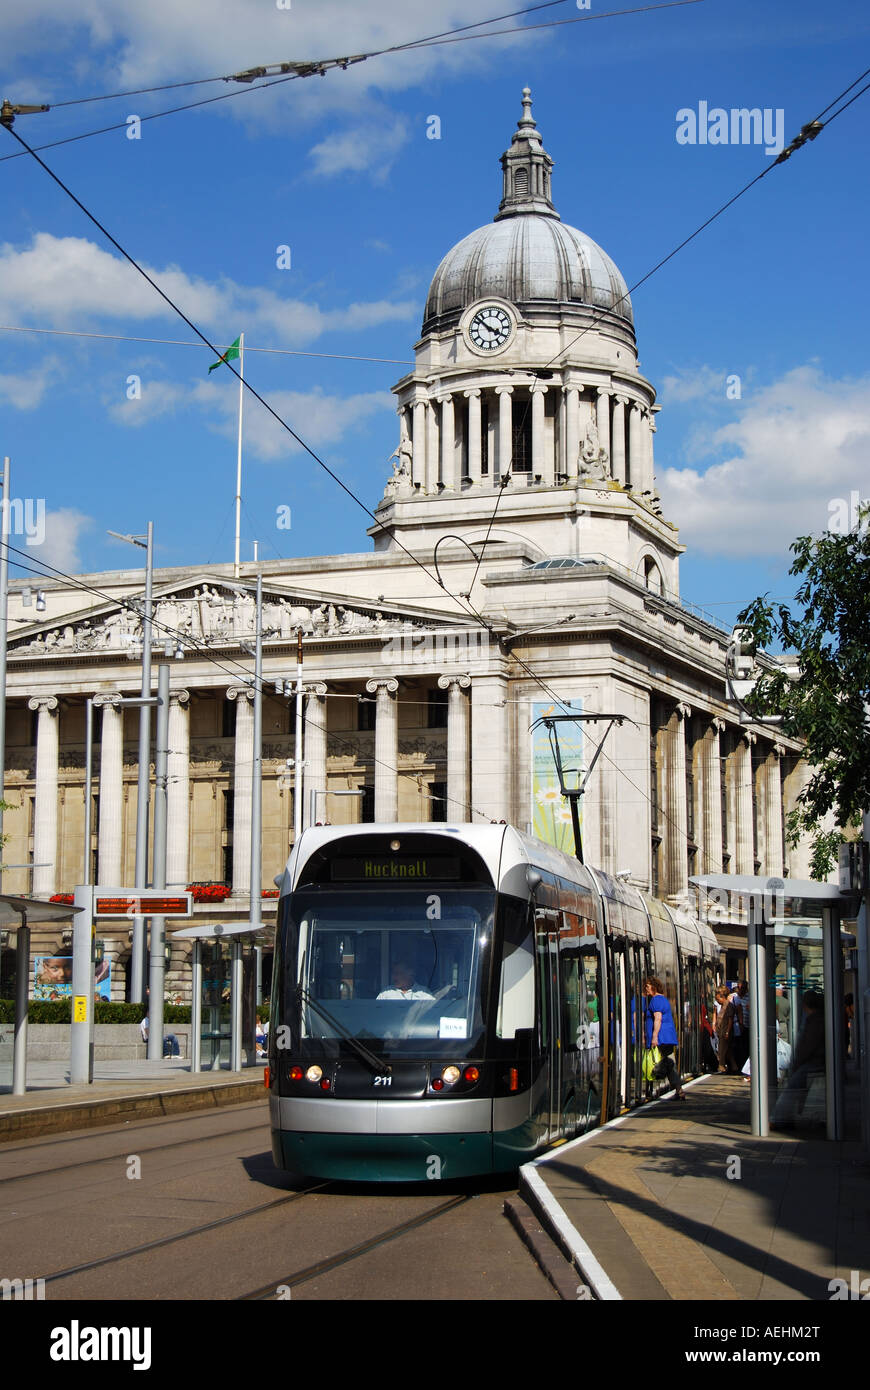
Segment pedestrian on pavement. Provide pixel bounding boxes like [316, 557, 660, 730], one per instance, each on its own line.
[714, 986, 740, 1074]
[736, 980, 750, 1070]
[772, 990, 826, 1127]
[643, 977, 684, 1100]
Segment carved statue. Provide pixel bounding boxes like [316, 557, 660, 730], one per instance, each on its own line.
[579, 416, 609, 482]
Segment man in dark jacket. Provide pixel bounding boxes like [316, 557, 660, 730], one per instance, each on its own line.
[772, 991, 825, 1127]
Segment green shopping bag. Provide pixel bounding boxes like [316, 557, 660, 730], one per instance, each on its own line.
[642, 1046, 662, 1081]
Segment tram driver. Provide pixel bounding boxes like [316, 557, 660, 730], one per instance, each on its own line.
[376, 963, 435, 1001]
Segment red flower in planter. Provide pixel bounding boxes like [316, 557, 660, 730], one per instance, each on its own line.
[187, 882, 231, 903]
[261, 889, 279, 898]
[50, 893, 75, 904]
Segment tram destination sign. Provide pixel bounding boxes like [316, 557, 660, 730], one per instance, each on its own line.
[331, 856, 461, 883]
[92, 890, 193, 918]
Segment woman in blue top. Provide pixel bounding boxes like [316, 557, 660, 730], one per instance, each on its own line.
[643, 976, 684, 1100]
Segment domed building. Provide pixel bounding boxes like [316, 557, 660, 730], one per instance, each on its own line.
[2, 92, 813, 1004]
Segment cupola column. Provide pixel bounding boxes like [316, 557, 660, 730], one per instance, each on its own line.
[412, 399, 426, 490]
[596, 389, 611, 462]
[611, 395, 627, 486]
[565, 386, 580, 483]
[465, 390, 482, 486]
[439, 395, 456, 491]
[531, 383, 549, 483]
[496, 386, 513, 481]
[426, 396, 440, 494]
[628, 402, 642, 492]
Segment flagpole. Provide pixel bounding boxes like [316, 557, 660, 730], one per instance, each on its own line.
[234, 331, 244, 578]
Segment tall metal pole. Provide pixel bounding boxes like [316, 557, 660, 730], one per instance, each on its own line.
[131, 521, 153, 1002]
[234, 333, 245, 579]
[0, 456, 10, 893]
[147, 664, 169, 1060]
[859, 811, 870, 1153]
[294, 631, 304, 840]
[249, 573, 263, 933]
[747, 892, 770, 1136]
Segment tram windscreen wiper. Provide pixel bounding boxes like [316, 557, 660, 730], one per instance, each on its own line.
[297, 986, 391, 1075]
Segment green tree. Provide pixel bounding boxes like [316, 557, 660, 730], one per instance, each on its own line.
[737, 506, 870, 879]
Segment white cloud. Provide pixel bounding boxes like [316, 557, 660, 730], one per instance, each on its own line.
[0, 356, 63, 409]
[659, 365, 728, 405]
[108, 374, 393, 460]
[310, 113, 410, 179]
[658, 366, 870, 558]
[0, 233, 418, 344]
[25, 508, 93, 573]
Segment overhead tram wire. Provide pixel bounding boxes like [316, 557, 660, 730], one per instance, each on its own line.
[0, 1, 705, 165]
[4, 70, 866, 857]
[0, 325, 415, 367]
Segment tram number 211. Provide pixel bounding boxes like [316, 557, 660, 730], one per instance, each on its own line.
[372, 1074, 392, 1087]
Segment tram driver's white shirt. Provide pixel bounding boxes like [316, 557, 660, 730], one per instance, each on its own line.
[376, 985, 434, 1000]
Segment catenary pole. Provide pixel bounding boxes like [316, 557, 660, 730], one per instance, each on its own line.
[147, 663, 169, 1060]
[131, 520, 153, 1001]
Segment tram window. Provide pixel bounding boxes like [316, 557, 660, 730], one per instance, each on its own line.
[561, 955, 582, 1053]
[496, 932, 534, 1037]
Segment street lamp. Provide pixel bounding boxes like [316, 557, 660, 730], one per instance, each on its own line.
[310, 788, 364, 826]
[107, 524, 154, 1000]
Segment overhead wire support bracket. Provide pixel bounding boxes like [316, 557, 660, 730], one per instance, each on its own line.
[226, 55, 368, 84]
[529, 712, 630, 864]
[0, 100, 50, 128]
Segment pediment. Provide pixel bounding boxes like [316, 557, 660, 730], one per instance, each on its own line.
[9, 576, 470, 660]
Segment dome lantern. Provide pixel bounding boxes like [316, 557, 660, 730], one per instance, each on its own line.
[495, 87, 559, 222]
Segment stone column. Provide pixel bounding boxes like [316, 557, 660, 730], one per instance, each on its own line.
[426, 396, 440, 493]
[565, 386, 580, 483]
[28, 695, 59, 897]
[611, 395, 627, 486]
[646, 413, 657, 493]
[166, 689, 191, 890]
[663, 702, 691, 903]
[763, 743, 785, 877]
[701, 718, 725, 875]
[470, 675, 509, 823]
[496, 386, 513, 480]
[227, 686, 254, 896]
[365, 678, 399, 822]
[531, 383, 548, 482]
[628, 402, 643, 492]
[302, 683, 328, 829]
[783, 757, 814, 879]
[412, 398, 426, 490]
[96, 695, 124, 888]
[596, 388, 611, 464]
[437, 674, 471, 819]
[439, 394, 455, 491]
[733, 731, 756, 876]
[465, 389, 481, 485]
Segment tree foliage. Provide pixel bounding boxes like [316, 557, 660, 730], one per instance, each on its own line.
[737, 508, 870, 878]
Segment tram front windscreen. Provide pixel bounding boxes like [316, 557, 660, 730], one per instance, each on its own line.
[277, 889, 494, 1059]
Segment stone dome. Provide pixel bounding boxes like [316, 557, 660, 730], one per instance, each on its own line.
[421, 89, 633, 338]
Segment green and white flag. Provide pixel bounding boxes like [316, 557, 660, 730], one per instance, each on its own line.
[208, 335, 241, 373]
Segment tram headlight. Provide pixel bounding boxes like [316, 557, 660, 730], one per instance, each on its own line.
[463, 1066, 480, 1083]
[305, 1065, 323, 1083]
[441, 1065, 461, 1085]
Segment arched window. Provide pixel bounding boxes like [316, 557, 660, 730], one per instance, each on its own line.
[643, 556, 663, 595]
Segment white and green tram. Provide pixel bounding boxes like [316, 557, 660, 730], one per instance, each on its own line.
[267, 823, 719, 1182]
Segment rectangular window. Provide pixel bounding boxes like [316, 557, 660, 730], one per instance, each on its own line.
[358, 697, 376, 731]
[481, 397, 489, 475]
[511, 397, 532, 472]
[360, 786, 375, 823]
[427, 689, 448, 729]
[429, 781, 447, 821]
[222, 699, 236, 739]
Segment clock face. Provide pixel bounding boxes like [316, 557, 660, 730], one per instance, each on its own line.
[468, 305, 512, 352]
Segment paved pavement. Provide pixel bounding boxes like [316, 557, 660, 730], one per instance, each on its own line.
[520, 1071, 870, 1301]
[0, 1058, 266, 1142]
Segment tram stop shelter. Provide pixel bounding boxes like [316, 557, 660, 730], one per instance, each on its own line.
[690, 873, 856, 1140]
[0, 894, 83, 1095]
[171, 922, 267, 1073]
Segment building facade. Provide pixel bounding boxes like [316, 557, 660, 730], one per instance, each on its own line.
[3, 93, 815, 999]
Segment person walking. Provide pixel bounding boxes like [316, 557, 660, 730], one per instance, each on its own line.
[736, 980, 750, 1070]
[714, 986, 740, 1074]
[643, 977, 684, 1101]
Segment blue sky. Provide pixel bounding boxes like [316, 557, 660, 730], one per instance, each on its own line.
[1, 0, 868, 633]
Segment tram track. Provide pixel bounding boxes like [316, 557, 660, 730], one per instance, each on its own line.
[0, 1101, 268, 1186]
[38, 1180, 329, 1290]
[237, 1193, 474, 1299]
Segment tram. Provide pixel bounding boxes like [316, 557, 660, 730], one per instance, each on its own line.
[267, 823, 719, 1181]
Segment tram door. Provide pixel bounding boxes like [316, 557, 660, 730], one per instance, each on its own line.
[629, 945, 649, 1106]
[683, 958, 702, 1075]
[535, 909, 561, 1141]
[610, 944, 630, 1113]
[535, 909, 604, 1141]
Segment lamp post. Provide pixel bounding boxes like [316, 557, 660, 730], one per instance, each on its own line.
[108, 524, 154, 1001]
[310, 788, 364, 826]
[0, 457, 11, 894]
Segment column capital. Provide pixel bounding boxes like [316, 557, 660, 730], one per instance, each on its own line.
[437, 673, 471, 691]
[436, 392, 453, 405]
[711, 716, 727, 733]
[227, 685, 255, 703]
[596, 386, 612, 399]
[674, 701, 693, 720]
[304, 681, 328, 697]
[169, 689, 191, 707]
[494, 385, 514, 397]
[366, 677, 399, 695]
[92, 691, 125, 708]
[771, 741, 786, 758]
[740, 729, 758, 745]
[529, 380, 548, 394]
[28, 694, 58, 712]
[614, 393, 629, 406]
[463, 387, 481, 400]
